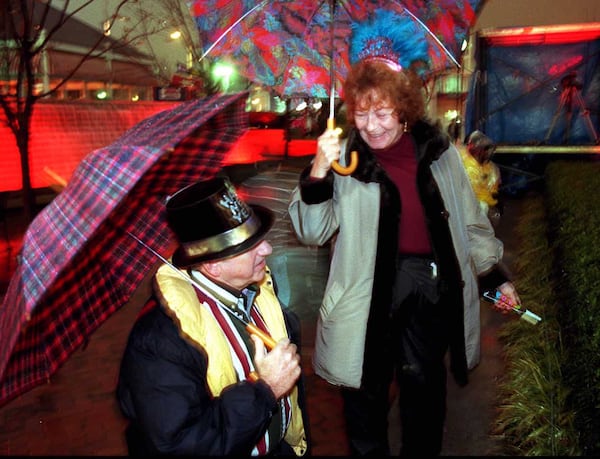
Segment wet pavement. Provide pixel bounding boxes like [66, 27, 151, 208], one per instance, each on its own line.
[0, 157, 520, 456]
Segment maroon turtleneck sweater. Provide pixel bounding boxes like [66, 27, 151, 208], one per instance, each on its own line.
[374, 134, 432, 255]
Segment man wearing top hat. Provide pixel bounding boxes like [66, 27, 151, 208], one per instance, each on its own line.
[116, 176, 309, 456]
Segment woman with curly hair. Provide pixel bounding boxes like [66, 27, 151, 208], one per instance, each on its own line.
[288, 9, 519, 456]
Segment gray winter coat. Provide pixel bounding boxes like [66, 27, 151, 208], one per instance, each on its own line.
[288, 122, 509, 389]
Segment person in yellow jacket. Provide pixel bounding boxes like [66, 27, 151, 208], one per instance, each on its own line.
[460, 130, 502, 226]
[117, 176, 309, 456]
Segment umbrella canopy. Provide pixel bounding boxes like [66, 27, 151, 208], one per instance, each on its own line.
[194, 0, 484, 100]
[0, 92, 249, 407]
[195, 0, 483, 176]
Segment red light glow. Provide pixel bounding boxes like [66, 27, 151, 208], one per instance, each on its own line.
[480, 22, 600, 46]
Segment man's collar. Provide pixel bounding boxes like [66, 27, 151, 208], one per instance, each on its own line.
[189, 269, 240, 308]
[188, 270, 261, 315]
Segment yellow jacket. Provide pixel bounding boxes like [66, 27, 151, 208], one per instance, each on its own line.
[460, 147, 501, 211]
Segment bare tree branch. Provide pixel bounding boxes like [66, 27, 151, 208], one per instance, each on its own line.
[0, 0, 178, 221]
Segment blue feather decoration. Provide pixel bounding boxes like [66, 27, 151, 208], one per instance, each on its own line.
[350, 9, 431, 74]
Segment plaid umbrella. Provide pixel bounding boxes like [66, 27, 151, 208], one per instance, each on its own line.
[0, 92, 249, 407]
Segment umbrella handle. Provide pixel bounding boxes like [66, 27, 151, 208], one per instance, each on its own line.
[246, 323, 277, 350]
[327, 118, 358, 175]
[247, 323, 277, 382]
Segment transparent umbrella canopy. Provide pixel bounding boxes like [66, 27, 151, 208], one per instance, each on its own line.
[194, 0, 483, 173]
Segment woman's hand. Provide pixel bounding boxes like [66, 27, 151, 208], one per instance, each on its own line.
[310, 127, 342, 179]
[494, 281, 521, 313]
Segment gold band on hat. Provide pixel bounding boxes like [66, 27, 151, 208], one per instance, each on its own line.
[181, 212, 262, 258]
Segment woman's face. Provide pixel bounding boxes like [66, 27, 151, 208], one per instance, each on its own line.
[353, 92, 403, 150]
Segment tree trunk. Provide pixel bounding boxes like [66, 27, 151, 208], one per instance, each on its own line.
[17, 129, 35, 224]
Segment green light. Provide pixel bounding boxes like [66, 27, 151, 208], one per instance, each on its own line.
[212, 62, 235, 91]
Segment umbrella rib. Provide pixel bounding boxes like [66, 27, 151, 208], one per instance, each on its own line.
[401, 6, 460, 69]
[199, 0, 270, 62]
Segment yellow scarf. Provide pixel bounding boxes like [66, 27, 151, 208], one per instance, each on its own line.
[154, 263, 307, 456]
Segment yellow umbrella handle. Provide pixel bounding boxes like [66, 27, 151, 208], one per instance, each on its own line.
[247, 323, 277, 382]
[327, 118, 358, 175]
[246, 323, 277, 350]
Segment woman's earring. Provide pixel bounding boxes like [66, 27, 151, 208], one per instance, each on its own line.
[403, 121, 408, 133]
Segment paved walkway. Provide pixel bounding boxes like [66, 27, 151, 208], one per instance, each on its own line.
[0, 160, 521, 455]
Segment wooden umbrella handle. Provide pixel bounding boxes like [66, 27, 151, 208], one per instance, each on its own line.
[331, 151, 358, 175]
[247, 323, 277, 382]
[327, 118, 358, 176]
[246, 323, 277, 350]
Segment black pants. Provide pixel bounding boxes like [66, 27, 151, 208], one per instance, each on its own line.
[393, 256, 450, 456]
[341, 384, 391, 456]
[341, 256, 450, 456]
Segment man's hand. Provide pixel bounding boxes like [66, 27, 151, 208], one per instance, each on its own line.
[251, 335, 301, 399]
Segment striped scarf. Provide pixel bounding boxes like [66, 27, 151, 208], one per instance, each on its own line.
[154, 264, 307, 456]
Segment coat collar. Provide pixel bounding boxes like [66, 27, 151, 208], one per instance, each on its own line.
[345, 119, 449, 184]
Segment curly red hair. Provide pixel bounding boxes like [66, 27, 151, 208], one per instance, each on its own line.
[343, 60, 426, 130]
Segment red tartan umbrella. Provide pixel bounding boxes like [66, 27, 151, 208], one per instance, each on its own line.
[0, 92, 249, 407]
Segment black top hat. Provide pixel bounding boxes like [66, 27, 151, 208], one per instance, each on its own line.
[166, 176, 274, 268]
